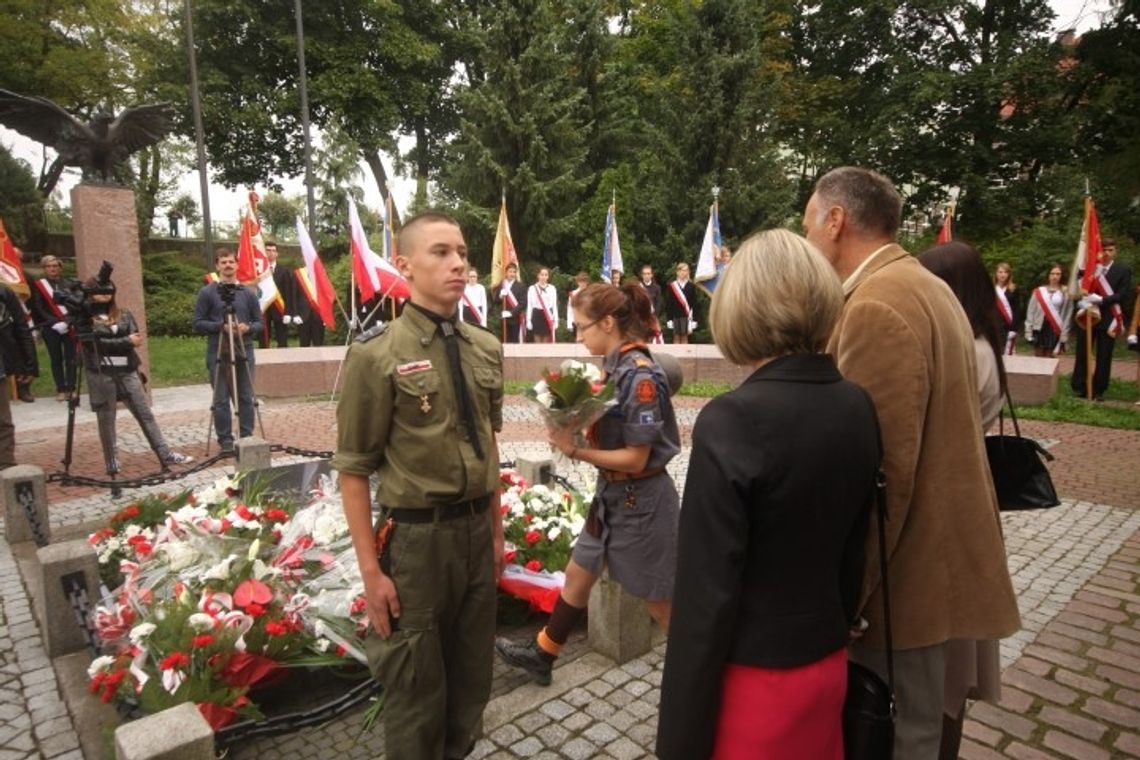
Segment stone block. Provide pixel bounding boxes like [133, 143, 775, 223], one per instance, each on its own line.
[517, 457, 553, 486]
[1, 465, 50, 546]
[588, 572, 652, 665]
[235, 437, 271, 473]
[35, 539, 100, 657]
[114, 702, 214, 760]
[1003, 355, 1058, 406]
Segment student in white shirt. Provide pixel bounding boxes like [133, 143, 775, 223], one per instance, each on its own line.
[526, 267, 559, 343]
[460, 267, 488, 327]
[566, 271, 591, 337]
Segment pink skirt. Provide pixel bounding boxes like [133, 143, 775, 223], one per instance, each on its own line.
[712, 648, 847, 760]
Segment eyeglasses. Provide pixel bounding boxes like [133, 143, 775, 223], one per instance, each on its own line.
[577, 317, 602, 332]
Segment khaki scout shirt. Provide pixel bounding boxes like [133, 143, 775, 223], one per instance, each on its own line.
[333, 305, 503, 507]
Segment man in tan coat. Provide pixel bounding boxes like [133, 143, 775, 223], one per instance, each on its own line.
[804, 167, 1020, 758]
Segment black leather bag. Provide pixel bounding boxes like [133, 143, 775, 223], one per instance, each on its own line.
[844, 661, 894, 760]
[985, 388, 1060, 511]
[843, 394, 895, 760]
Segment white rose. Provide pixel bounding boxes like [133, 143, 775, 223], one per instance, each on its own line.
[159, 542, 199, 571]
[313, 513, 343, 545]
[88, 655, 116, 678]
[128, 622, 157, 644]
[581, 363, 602, 383]
[536, 391, 554, 408]
[546, 526, 562, 541]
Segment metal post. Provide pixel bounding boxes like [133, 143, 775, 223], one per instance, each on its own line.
[184, 0, 212, 265]
[295, 0, 318, 228]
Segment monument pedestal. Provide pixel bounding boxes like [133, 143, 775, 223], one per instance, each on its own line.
[70, 185, 151, 383]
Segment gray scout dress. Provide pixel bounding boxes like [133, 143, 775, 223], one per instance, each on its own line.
[571, 343, 681, 601]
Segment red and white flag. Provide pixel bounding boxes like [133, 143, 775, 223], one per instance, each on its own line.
[0, 217, 29, 299]
[349, 197, 409, 303]
[295, 217, 337, 329]
[936, 203, 954, 244]
[1071, 197, 1102, 297]
[236, 191, 280, 313]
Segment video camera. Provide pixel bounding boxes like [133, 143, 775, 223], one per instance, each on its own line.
[217, 281, 240, 308]
[53, 260, 115, 338]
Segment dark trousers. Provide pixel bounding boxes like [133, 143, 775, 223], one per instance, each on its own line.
[1071, 328, 1116, 397]
[0, 379, 13, 468]
[208, 351, 256, 446]
[260, 314, 288, 348]
[43, 328, 76, 392]
[297, 319, 324, 347]
[502, 317, 523, 343]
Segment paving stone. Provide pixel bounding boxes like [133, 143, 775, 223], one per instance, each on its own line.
[1003, 668, 1078, 705]
[962, 719, 1002, 746]
[1041, 729, 1110, 760]
[1036, 706, 1106, 743]
[561, 737, 598, 760]
[1051, 667, 1110, 696]
[509, 736, 543, 757]
[968, 702, 1037, 741]
[1003, 740, 1063, 759]
[583, 722, 620, 745]
[605, 736, 646, 760]
[1081, 696, 1140, 728]
[1115, 732, 1140, 756]
[562, 712, 593, 732]
[488, 723, 524, 747]
[539, 699, 575, 721]
[958, 739, 1005, 760]
[515, 710, 551, 734]
[536, 722, 570, 748]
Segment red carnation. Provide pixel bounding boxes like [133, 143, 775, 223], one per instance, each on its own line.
[191, 634, 215, 648]
[264, 620, 289, 637]
[525, 559, 543, 572]
[159, 652, 190, 671]
[524, 530, 542, 545]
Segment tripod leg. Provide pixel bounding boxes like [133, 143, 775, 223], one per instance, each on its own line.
[61, 360, 84, 473]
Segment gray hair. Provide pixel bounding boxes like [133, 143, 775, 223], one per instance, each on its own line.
[813, 167, 902, 239]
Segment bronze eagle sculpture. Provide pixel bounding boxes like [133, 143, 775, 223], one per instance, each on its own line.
[0, 89, 174, 194]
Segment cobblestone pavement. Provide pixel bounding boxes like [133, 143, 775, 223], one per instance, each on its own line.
[1, 387, 1139, 758]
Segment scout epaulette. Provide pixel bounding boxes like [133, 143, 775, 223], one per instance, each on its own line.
[354, 322, 389, 343]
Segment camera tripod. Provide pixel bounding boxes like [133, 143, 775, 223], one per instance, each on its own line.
[61, 336, 169, 498]
[203, 306, 265, 457]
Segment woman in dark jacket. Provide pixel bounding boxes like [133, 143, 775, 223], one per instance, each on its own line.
[657, 229, 879, 759]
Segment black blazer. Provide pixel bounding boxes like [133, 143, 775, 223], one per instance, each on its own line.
[657, 353, 879, 760]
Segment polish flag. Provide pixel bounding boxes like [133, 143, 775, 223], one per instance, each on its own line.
[295, 217, 337, 329]
[236, 191, 280, 312]
[349, 197, 409, 302]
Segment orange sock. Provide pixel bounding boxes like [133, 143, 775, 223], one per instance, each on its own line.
[536, 628, 562, 657]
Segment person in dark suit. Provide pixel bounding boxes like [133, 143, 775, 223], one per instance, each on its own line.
[292, 277, 326, 347]
[1072, 238, 1133, 400]
[492, 263, 526, 342]
[657, 229, 879, 760]
[261, 242, 292, 348]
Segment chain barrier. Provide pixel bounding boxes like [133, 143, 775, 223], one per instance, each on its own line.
[45, 450, 234, 491]
[271, 444, 333, 460]
[61, 571, 101, 658]
[214, 677, 379, 749]
[15, 478, 49, 547]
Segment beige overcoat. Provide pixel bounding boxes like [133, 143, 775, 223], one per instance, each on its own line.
[828, 245, 1021, 650]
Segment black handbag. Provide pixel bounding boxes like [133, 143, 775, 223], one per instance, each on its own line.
[843, 397, 895, 760]
[985, 386, 1060, 511]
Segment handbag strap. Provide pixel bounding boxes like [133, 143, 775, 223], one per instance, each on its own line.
[860, 387, 896, 711]
[997, 382, 1021, 439]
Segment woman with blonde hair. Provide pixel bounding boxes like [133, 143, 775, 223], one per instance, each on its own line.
[658, 229, 879, 759]
[994, 261, 1021, 354]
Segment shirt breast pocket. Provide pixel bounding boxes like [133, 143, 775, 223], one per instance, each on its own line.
[471, 365, 501, 418]
[394, 370, 444, 427]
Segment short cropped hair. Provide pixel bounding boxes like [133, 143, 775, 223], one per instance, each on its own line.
[710, 229, 844, 364]
[813, 166, 902, 239]
[214, 248, 236, 262]
[397, 211, 461, 254]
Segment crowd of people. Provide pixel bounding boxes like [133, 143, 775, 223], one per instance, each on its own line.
[0, 165, 1135, 758]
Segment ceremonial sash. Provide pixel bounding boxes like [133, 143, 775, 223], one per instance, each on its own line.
[533, 285, 556, 334]
[1095, 271, 1126, 335]
[33, 279, 67, 321]
[1033, 287, 1065, 338]
[501, 282, 519, 311]
[995, 287, 1014, 328]
[669, 280, 692, 319]
[462, 291, 486, 327]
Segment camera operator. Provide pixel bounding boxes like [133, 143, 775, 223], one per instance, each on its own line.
[0, 281, 38, 468]
[193, 249, 261, 453]
[78, 273, 194, 473]
[29, 255, 77, 401]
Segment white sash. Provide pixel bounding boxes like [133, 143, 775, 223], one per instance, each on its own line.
[1095, 271, 1125, 335]
[533, 285, 556, 334]
[34, 279, 68, 321]
[995, 287, 1013, 327]
[461, 292, 486, 326]
[1033, 286, 1064, 337]
[501, 281, 519, 311]
[669, 280, 692, 318]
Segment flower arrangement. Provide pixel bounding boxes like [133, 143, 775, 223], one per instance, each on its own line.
[86, 474, 369, 730]
[497, 469, 588, 613]
[526, 359, 615, 435]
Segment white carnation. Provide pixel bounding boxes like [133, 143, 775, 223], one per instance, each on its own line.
[128, 622, 157, 644]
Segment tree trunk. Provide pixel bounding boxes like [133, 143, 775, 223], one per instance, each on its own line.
[362, 149, 401, 227]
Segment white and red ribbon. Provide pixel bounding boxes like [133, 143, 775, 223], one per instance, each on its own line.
[669, 280, 692, 319]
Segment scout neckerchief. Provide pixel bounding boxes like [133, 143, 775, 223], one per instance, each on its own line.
[995, 286, 1016, 354]
[533, 283, 556, 335]
[33, 278, 67, 321]
[1095, 266, 1126, 336]
[1033, 286, 1065, 338]
[668, 280, 692, 320]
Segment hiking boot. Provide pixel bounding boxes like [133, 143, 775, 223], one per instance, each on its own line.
[162, 452, 194, 465]
[495, 636, 554, 686]
[106, 457, 121, 475]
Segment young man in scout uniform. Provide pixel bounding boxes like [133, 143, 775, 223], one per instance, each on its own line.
[334, 212, 505, 760]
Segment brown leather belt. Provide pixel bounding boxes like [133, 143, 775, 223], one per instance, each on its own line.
[382, 494, 491, 524]
[601, 467, 666, 483]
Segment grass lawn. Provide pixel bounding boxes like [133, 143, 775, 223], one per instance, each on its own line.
[26, 336, 207, 398]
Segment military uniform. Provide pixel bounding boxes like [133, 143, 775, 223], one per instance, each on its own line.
[333, 304, 503, 760]
[574, 342, 681, 601]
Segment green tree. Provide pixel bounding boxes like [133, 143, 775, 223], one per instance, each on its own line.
[169, 192, 201, 231]
[442, 0, 593, 272]
[258, 192, 303, 241]
[0, 144, 44, 247]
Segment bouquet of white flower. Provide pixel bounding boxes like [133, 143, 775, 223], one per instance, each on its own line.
[525, 359, 615, 435]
